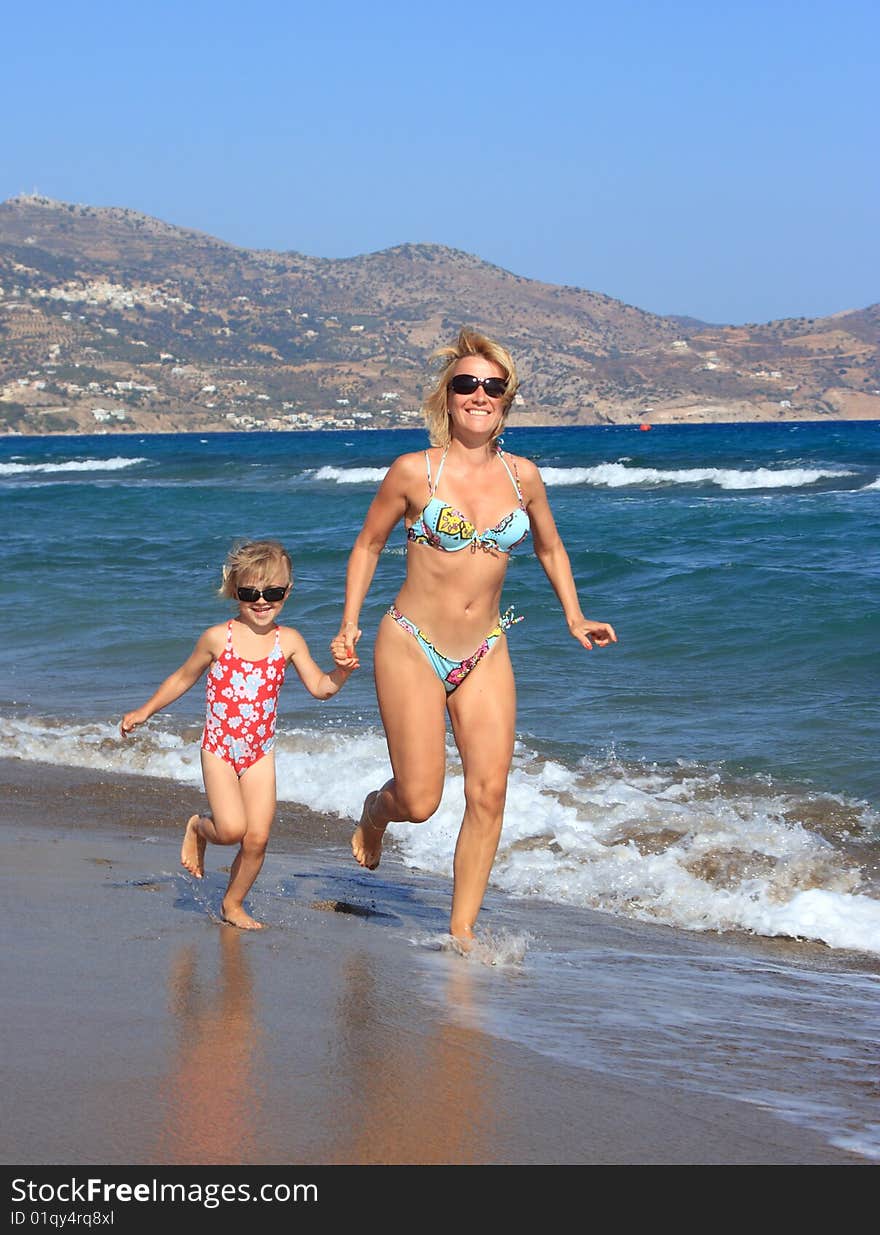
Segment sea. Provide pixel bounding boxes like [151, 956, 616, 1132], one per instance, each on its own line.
[4, 420, 880, 1159]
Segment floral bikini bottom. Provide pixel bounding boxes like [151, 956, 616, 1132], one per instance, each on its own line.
[386, 604, 523, 694]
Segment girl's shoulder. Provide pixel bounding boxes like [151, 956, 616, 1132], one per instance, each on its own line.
[199, 622, 232, 653]
[275, 624, 307, 659]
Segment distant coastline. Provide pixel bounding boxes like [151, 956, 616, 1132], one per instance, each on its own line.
[4, 415, 880, 445]
[2, 194, 877, 437]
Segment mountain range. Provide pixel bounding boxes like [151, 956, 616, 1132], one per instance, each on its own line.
[1, 194, 877, 435]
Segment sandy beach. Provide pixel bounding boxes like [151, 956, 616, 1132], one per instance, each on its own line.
[1, 758, 871, 1167]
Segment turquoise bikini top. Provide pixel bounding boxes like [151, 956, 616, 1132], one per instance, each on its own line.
[407, 447, 531, 554]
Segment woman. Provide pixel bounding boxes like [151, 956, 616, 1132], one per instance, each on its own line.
[332, 329, 616, 942]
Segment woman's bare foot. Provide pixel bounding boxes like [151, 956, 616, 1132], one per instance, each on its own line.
[352, 791, 385, 871]
[449, 925, 475, 954]
[181, 814, 207, 878]
[221, 901, 264, 930]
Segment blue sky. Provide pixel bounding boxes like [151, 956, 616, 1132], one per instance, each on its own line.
[2, 0, 877, 324]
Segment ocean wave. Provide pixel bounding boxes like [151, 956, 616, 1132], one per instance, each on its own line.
[396, 752, 880, 954]
[7, 713, 879, 956]
[540, 463, 856, 489]
[0, 456, 147, 476]
[860, 477, 880, 491]
[312, 465, 389, 484]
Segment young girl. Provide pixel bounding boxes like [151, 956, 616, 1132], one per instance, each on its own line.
[121, 539, 355, 930]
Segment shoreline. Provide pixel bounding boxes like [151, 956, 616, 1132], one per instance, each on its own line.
[1, 757, 870, 1165]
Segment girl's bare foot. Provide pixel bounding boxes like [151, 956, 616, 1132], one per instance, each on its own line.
[221, 901, 264, 930]
[181, 814, 207, 878]
[352, 791, 385, 870]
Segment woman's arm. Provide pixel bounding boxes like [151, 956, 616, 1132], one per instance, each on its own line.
[520, 458, 617, 650]
[333, 456, 414, 659]
[120, 628, 218, 735]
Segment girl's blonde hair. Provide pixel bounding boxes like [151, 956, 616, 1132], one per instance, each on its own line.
[422, 328, 519, 449]
[218, 539, 293, 598]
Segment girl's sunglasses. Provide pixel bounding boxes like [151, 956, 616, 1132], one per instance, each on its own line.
[448, 374, 507, 399]
[236, 585, 289, 603]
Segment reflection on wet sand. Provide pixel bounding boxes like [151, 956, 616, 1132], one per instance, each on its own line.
[156, 929, 265, 1163]
[154, 915, 522, 1164]
[327, 951, 499, 1164]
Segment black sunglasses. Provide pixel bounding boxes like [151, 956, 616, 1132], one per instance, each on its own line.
[448, 374, 507, 399]
[236, 585, 289, 603]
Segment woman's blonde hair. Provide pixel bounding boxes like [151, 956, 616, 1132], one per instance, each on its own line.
[422, 328, 519, 449]
[218, 539, 292, 598]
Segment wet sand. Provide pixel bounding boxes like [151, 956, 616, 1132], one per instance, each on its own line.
[0, 759, 865, 1165]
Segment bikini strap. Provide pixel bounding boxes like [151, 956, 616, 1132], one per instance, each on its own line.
[431, 447, 449, 495]
[424, 450, 433, 494]
[497, 449, 525, 509]
[225, 620, 234, 648]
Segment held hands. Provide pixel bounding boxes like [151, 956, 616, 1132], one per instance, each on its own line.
[120, 708, 149, 738]
[330, 621, 361, 671]
[330, 640, 360, 672]
[569, 617, 618, 650]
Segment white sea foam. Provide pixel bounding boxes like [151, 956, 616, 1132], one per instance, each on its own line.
[5, 715, 204, 784]
[0, 456, 146, 476]
[312, 465, 389, 484]
[831, 1130, 880, 1159]
[411, 930, 531, 967]
[540, 463, 855, 489]
[860, 477, 880, 491]
[7, 714, 879, 955]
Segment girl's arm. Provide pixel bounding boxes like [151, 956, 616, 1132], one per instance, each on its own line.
[120, 629, 218, 736]
[519, 458, 618, 650]
[283, 629, 355, 700]
[333, 455, 413, 661]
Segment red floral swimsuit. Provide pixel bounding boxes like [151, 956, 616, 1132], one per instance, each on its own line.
[201, 621, 286, 777]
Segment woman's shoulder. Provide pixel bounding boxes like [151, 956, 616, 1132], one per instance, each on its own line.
[383, 449, 432, 484]
[500, 449, 541, 483]
[390, 447, 432, 468]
